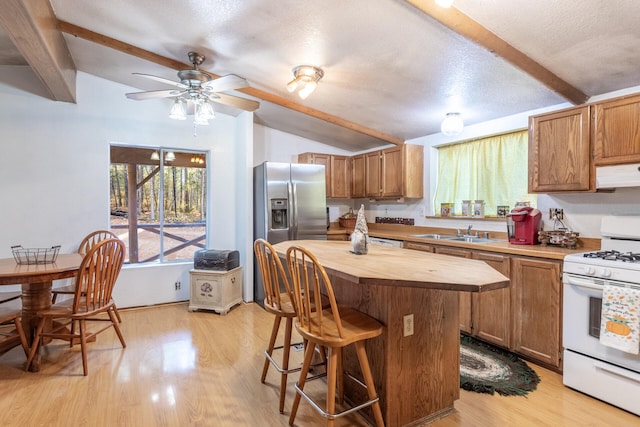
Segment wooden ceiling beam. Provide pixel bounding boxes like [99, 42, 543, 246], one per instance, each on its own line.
[57, 20, 404, 146]
[0, 0, 76, 102]
[404, 0, 589, 105]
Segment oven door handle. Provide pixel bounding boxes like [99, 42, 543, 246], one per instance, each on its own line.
[593, 361, 640, 384]
[565, 276, 603, 291]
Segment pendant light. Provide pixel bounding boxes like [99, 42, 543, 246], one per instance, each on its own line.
[441, 112, 464, 136]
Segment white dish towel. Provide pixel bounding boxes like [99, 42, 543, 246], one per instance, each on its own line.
[600, 284, 640, 355]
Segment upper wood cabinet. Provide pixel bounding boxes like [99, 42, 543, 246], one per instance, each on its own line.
[528, 106, 593, 193]
[303, 144, 424, 200]
[366, 144, 424, 199]
[298, 153, 350, 198]
[351, 154, 366, 198]
[593, 94, 640, 165]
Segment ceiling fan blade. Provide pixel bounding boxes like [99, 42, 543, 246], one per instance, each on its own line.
[132, 73, 188, 89]
[202, 74, 249, 92]
[208, 92, 260, 112]
[125, 89, 186, 100]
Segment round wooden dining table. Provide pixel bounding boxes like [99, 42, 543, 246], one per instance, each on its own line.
[0, 253, 83, 371]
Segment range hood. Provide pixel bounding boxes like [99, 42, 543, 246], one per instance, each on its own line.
[595, 163, 640, 189]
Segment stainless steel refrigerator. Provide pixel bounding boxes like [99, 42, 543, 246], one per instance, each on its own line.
[253, 161, 327, 303]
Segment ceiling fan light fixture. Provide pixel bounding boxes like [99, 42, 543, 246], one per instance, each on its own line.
[169, 98, 187, 120]
[201, 101, 216, 120]
[441, 112, 464, 136]
[287, 65, 324, 99]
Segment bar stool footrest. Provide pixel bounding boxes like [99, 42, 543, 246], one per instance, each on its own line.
[294, 370, 380, 421]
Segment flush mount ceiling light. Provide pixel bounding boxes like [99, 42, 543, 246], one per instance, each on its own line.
[441, 112, 464, 136]
[286, 65, 324, 99]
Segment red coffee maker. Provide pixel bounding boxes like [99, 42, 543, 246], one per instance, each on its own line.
[506, 206, 542, 245]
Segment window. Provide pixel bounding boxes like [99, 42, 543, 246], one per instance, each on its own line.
[433, 130, 536, 217]
[109, 146, 207, 264]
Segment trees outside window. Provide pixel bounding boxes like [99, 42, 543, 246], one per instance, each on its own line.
[110, 146, 207, 264]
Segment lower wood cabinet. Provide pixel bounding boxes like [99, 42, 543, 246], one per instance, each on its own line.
[511, 256, 562, 369]
[433, 246, 473, 333]
[404, 241, 563, 370]
[471, 252, 511, 348]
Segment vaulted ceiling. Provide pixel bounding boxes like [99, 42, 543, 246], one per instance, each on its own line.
[1, 0, 639, 151]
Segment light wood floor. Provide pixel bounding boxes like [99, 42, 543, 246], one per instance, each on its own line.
[0, 302, 638, 427]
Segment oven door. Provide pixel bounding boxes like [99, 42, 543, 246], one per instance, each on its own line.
[563, 273, 640, 372]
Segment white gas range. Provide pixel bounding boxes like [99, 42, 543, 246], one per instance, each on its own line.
[562, 215, 640, 416]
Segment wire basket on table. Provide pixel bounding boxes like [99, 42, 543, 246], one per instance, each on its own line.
[11, 245, 61, 265]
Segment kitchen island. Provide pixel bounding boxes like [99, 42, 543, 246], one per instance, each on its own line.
[272, 240, 510, 427]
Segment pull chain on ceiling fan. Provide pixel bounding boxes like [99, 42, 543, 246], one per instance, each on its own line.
[125, 51, 260, 134]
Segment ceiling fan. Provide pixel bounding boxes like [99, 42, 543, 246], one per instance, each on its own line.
[125, 51, 260, 120]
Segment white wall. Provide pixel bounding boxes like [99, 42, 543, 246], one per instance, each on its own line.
[0, 67, 253, 306]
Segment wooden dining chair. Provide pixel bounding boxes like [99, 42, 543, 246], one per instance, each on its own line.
[0, 301, 29, 359]
[285, 245, 385, 427]
[25, 238, 127, 376]
[52, 230, 122, 323]
[0, 291, 21, 304]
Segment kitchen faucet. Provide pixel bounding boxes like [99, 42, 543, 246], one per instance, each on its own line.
[466, 224, 473, 236]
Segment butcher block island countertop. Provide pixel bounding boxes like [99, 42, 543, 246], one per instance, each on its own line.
[272, 240, 509, 427]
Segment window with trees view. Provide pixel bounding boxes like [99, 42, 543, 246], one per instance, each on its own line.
[110, 146, 207, 264]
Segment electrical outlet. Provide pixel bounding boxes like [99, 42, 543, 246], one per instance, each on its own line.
[403, 314, 414, 337]
[175, 281, 181, 290]
[549, 208, 564, 220]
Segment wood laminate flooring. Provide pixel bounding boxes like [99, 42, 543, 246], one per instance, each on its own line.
[0, 302, 637, 426]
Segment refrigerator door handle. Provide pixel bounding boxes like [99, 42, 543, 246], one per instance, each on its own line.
[289, 181, 297, 239]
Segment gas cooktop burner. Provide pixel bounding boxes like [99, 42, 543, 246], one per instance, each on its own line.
[583, 250, 640, 262]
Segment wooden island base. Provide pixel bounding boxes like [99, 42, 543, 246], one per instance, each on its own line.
[273, 240, 509, 427]
[331, 275, 460, 427]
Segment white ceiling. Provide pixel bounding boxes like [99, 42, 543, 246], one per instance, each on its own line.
[1, 0, 640, 152]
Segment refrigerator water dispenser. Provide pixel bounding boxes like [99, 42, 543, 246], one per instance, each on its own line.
[270, 199, 288, 229]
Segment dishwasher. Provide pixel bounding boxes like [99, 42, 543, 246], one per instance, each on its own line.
[369, 237, 403, 248]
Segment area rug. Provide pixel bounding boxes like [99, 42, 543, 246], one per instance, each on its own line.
[460, 334, 540, 396]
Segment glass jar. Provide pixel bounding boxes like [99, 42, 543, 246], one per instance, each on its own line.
[473, 200, 485, 218]
[461, 200, 472, 217]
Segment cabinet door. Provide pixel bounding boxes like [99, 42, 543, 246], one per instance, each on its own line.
[593, 94, 640, 165]
[435, 246, 473, 334]
[330, 155, 350, 198]
[403, 241, 435, 252]
[381, 146, 403, 197]
[365, 151, 381, 197]
[299, 153, 331, 196]
[471, 252, 511, 348]
[351, 154, 366, 198]
[511, 257, 562, 368]
[528, 106, 593, 192]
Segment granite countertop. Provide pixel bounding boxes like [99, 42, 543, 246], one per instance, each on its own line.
[329, 223, 600, 261]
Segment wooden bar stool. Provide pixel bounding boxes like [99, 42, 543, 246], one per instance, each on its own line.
[254, 238, 304, 414]
[286, 245, 385, 427]
[254, 239, 328, 414]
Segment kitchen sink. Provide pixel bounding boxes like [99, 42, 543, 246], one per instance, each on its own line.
[447, 236, 501, 244]
[410, 233, 457, 240]
[410, 234, 502, 244]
